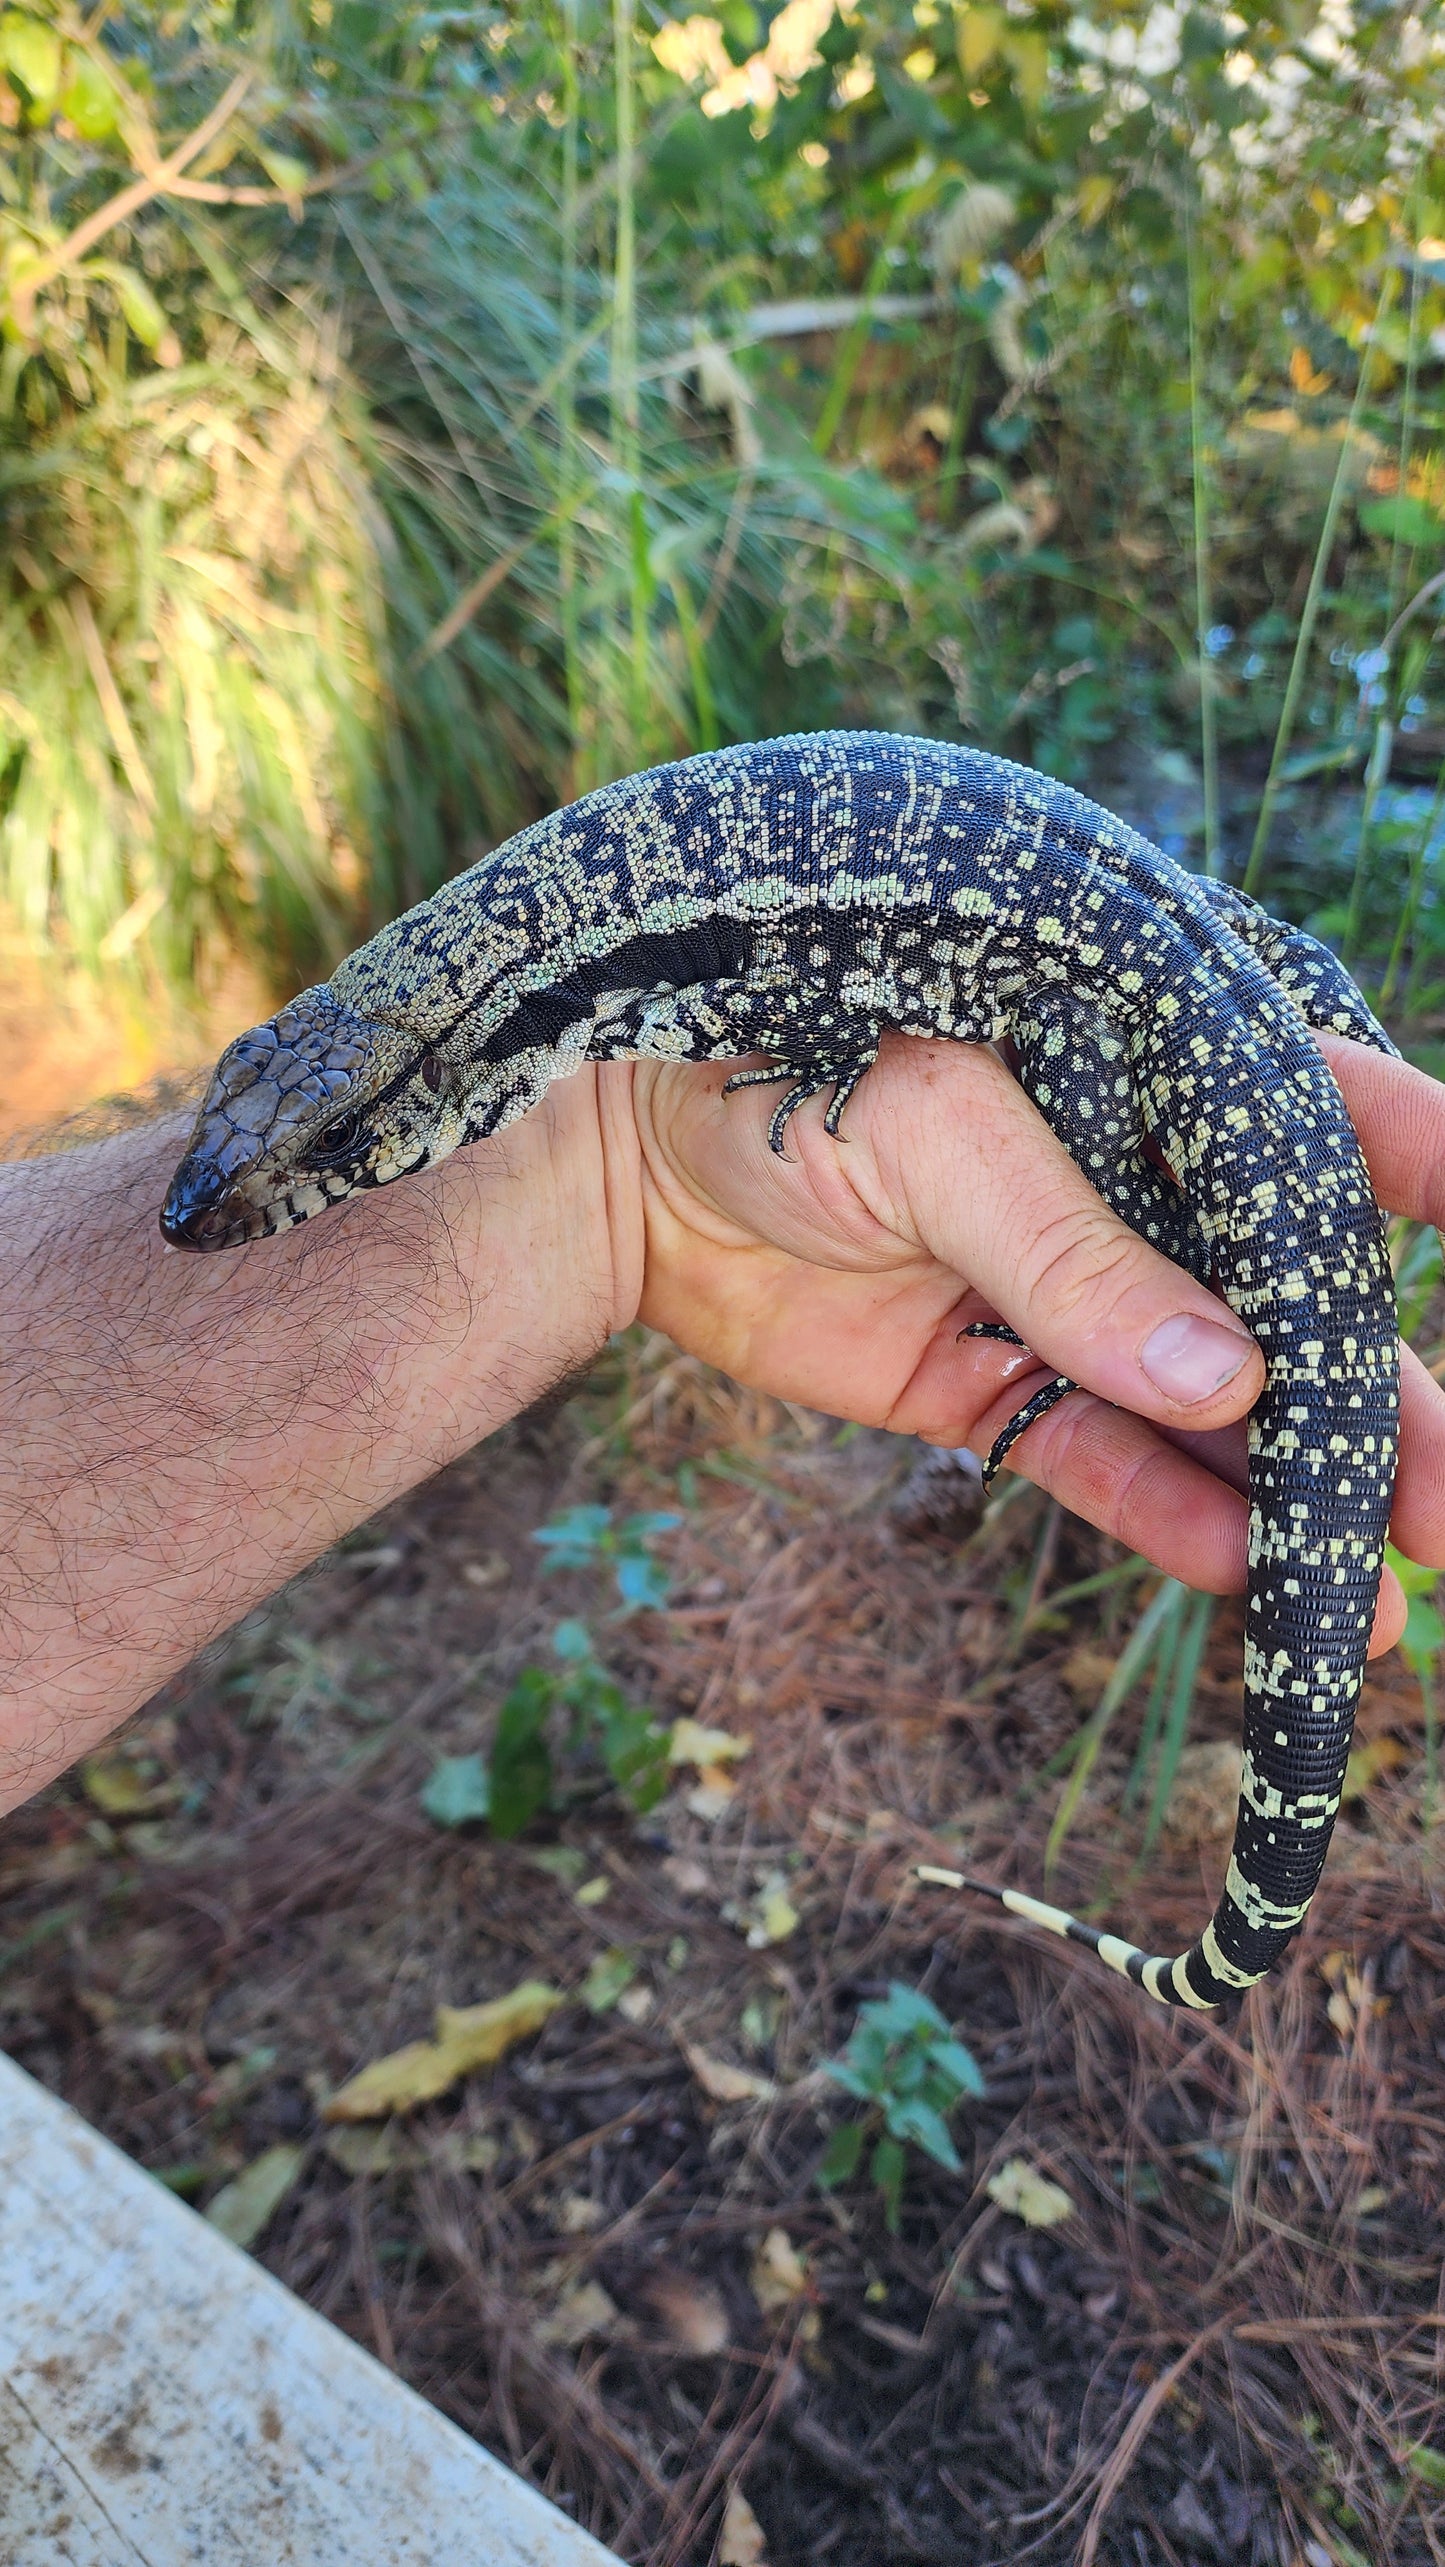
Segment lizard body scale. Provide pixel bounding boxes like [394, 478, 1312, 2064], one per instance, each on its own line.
[161, 731, 1401, 2010]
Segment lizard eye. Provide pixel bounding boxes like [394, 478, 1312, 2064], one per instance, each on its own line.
[317, 1107, 367, 1159]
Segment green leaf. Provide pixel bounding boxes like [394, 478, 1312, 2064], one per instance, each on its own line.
[111, 266, 167, 350]
[533, 1505, 612, 1568]
[1360, 495, 1443, 547]
[1404, 1596, 1445, 1675]
[823, 2058, 876, 2103]
[489, 1667, 554, 1838]
[579, 1946, 637, 2013]
[816, 2118, 865, 2189]
[620, 1511, 682, 1543]
[883, 2096, 963, 2173]
[872, 2133, 906, 2232]
[551, 1618, 593, 1662]
[420, 1752, 491, 1828]
[256, 144, 311, 200]
[59, 50, 118, 139]
[0, 13, 62, 111]
[926, 2038, 987, 2100]
[1406, 2444, 1445, 2491]
[614, 1552, 672, 1612]
[869, 1983, 953, 2041]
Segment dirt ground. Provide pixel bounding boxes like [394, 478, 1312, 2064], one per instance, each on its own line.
[3, 1324, 1445, 2567]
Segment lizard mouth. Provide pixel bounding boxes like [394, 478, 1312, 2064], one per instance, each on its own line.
[159, 1152, 252, 1251]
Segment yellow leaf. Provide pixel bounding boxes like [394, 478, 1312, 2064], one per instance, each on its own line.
[575, 1874, 611, 1906]
[669, 1717, 750, 1767]
[1078, 174, 1115, 227]
[750, 2226, 808, 2313]
[323, 1981, 562, 2121]
[682, 2042, 777, 2105]
[1341, 1735, 1407, 1801]
[747, 1875, 798, 1947]
[536, 2281, 620, 2348]
[720, 2485, 769, 2565]
[1289, 343, 1333, 396]
[1003, 27, 1049, 108]
[956, 4, 1004, 79]
[80, 1753, 178, 1818]
[986, 2157, 1075, 2228]
[204, 2144, 304, 2250]
[688, 1770, 737, 1821]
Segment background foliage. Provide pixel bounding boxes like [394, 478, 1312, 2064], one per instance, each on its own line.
[2, 0, 1445, 1002]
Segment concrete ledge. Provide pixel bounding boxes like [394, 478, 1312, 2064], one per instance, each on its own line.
[0, 2050, 620, 2566]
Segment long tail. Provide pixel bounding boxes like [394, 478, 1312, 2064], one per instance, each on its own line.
[915, 1867, 1221, 2007]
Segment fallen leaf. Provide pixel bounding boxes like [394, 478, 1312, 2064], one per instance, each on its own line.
[643, 2265, 730, 2353]
[554, 2190, 604, 2234]
[750, 2226, 808, 2313]
[536, 2281, 620, 2348]
[669, 1718, 751, 1768]
[461, 1552, 510, 1589]
[687, 1773, 737, 1822]
[575, 1875, 611, 1907]
[430, 2129, 502, 2174]
[580, 1948, 637, 2013]
[204, 2144, 305, 2249]
[80, 1753, 180, 1818]
[530, 1846, 588, 1888]
[617, 1981, 655, 2023]
[719, 2485, 769, 2565]
[747, 1874, 799, 1947]
[1342, 1735, 1408, 1801]
[323, 1981, 563, 2121]
[1351, 2184, 1390, 2217]
[324, 2126, 407, 2177]
[683, 2041, 777, 2105]
[986, 2157, 1075, 2229]
[663, 1855, 711, 1897]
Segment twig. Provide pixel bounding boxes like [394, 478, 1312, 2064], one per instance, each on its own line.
[10, 70, 254, 334]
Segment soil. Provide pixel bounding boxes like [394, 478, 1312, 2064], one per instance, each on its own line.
[3, 1332, 1444, 2567]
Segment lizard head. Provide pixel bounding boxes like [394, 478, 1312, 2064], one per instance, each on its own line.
[159, 987, 468, 1251]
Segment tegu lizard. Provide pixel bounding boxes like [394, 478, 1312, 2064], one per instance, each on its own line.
[161, 733, 1400, 2009]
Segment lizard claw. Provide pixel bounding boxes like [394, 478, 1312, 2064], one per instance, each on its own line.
[957, 1320, 1077, 1487]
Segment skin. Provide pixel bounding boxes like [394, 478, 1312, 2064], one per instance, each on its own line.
[2, 1027, 1443, 1818]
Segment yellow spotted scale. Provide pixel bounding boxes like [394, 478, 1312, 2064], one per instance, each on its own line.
[162, 733, 1400, 2009]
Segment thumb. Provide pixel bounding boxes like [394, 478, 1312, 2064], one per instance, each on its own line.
[860, 1035, 1264, 1431]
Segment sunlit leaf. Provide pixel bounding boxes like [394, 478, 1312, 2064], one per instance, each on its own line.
[0, 13, 62, 111]
[322, 1980, 562, 2120]
[986, 2157, 1075, 2228]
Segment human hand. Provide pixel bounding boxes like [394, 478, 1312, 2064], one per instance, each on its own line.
[626, 1030, 1445, 1654]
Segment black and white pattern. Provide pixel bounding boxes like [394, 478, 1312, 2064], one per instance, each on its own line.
[161, 733, 1402, 2010]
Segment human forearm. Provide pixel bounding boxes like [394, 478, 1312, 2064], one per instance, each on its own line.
[0, 1078, 635, 1809]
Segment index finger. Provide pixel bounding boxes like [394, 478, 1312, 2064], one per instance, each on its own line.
[1318, 1035, 1445, 1224]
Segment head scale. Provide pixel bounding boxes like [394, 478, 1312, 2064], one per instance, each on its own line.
[159, 988, 462, 1251]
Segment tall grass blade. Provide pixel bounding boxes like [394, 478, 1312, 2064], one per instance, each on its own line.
[1243, 268, 1397, 900]
[1140, 1591, 1214, 1859]
[1045, 1578, 1184, 1875]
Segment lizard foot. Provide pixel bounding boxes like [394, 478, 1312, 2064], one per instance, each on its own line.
[959, 1319, 1077, 1489]
[722, 1054, 877, 1154]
